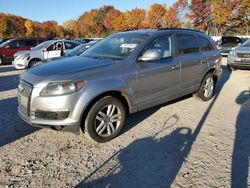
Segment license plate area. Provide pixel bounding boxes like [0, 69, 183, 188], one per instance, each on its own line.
[241, 59, 250, 64]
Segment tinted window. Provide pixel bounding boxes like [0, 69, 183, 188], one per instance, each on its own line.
[24, 39, 37, 47]
[47, 41, 63, 51]
[142, 35, 173, 59]
[199, 37, 214, 51]
[8, 40, 24, 49]
[222, 37, 241, 44]
[65, 42, 79, 49]
[177, 34, 200, 55]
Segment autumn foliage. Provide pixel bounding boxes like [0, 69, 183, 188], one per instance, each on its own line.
[0, 1, 249, 38]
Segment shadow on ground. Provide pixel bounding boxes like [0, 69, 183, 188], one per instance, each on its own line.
[231, 90, 250, 188]
[0, 65, 15, 73]
[0, 75, 20, 92]
[76, 66, 231, 187]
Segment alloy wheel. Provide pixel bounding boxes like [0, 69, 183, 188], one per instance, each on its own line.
[94, 104, 122, 137]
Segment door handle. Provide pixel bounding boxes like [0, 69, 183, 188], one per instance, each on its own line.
[171, 65, 180, 70]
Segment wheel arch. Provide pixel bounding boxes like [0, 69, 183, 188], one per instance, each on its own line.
[80, 90, 132, 132]
[28, 58, 41, 67]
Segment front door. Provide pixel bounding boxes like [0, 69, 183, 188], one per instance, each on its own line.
[44, 41, 63, 59]
[135, 35, 180, 108]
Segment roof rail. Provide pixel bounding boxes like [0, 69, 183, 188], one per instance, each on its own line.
[158, 28, 204, 34]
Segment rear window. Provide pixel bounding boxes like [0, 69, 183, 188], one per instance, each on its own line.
[222, 37, 241, 44]
[177, 34, 200, 55]
[199, 37, 214, 51]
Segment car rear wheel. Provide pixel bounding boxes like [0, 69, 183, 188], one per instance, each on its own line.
[28, 59, 40, 68]
[84, 96, 126, 142]
[196, 73, 215, 101]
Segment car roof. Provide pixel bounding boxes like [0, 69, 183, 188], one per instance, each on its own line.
[117, 28, 207, 37]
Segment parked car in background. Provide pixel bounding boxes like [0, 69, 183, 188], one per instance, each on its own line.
[35, 41, 98, 66]
[13, 39, 81, 69]
[227, 39, 250, 70]
[0, 38, 45, 65]
[18, 28, 222, 142]
[0, 38, 11, 45]
[217, 36, 243, 56]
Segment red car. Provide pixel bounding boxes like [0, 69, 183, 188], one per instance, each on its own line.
[0, 38, 45, 65]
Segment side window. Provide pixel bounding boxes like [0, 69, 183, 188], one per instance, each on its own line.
[8, 40, 23, 49]
[65, 42, 79, 49]
[177, 34, 200, 55]
[199, 37, 214, 51]
[47, 41, 63, 51]
[142, 35, 173, 59]
[24, 39, 37, 47]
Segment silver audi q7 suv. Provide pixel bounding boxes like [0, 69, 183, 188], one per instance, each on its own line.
[18, 28, 222, 142]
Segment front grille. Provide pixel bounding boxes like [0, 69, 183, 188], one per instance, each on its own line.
[237, 53, 250, 58]
[18, 80, 33, 116]
[34, 111, 70, 120]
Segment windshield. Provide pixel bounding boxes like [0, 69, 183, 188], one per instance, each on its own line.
[80, 34, 148, 60]
[68, 43, 92, 56]
[32, 40, 52, 50]
[0, 40, 11, 48]
[242, 39, 250, 47]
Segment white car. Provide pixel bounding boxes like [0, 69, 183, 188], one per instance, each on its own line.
[13, 39, 80, 69]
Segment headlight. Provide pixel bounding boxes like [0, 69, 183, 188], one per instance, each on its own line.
[18, 53, 30, 60]
[40, 81, 85, 96]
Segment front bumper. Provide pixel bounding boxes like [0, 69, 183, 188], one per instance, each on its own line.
[227, 56, 250, 70]
[13, 58, 28, 69]
[18, 107, 80, 133]
[17, 80, 93, 134]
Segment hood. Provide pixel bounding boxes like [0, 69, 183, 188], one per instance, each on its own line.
[232, 46, 250, 53]
[15, 50, 31, 57]
[20, 56, 114, 86]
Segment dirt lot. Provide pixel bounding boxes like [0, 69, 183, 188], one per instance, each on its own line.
[0, 59, 249, 188]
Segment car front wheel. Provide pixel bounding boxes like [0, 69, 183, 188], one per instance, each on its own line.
[196, 73, 215, 101]
[84, 96, 126, 142]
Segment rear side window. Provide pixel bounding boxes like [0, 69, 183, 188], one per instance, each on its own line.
[24, 39, 37, 47]
[177, 34, 200, 55]
[199, 37, 214, 51]
[65, 42, 79, 49]
[8, 40, 24, 49]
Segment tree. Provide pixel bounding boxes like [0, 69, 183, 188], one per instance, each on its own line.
[104, 8, 121, 32]
[145, 3, 166, 29]
[188, 0, 212, 33]
[24, 20, 35, 36]
[211, 0, 235, 34]
[62, 19, 77, 37]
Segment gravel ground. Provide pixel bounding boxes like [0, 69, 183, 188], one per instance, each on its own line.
[0, 59, 249, 188]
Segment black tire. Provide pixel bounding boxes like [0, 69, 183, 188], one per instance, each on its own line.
[196, 73, 215, 101]
[28, 59, 40, 68]
[84, 96, 126, 143]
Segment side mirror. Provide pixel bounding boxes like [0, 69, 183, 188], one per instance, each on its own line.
[4, 45, 10, 49]
[237, 43, 242, 47]
[138, 49, 161, 62]
[43, 48, 47, 52]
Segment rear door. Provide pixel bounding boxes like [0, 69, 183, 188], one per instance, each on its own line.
[176, 34, 203, 90]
